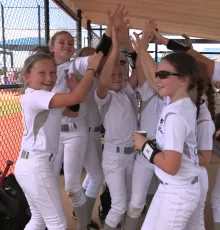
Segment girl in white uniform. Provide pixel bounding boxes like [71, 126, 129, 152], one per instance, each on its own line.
[124, 57, 165, 229]
[95, 28, 138, 230]
[71, 47, 104, 226]
[151, 29, 220, 229]
[49, 31, 93, 230]
[133, 50, 201, 229]
[14, 52, 103, 230]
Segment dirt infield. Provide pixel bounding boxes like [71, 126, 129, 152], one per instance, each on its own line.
[0, 91, 22, 173]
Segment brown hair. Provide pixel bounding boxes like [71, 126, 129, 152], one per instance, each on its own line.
[49, 31, 74, 47]
[77, 47, 95, 57]
[162, 52, 199, 91]
[198, 61, 216, 121]
[31, 45, 51, 55]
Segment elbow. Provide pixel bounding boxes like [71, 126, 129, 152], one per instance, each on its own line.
[163, 165, 180, 176]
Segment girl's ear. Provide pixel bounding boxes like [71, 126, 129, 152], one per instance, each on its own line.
[49, 46, 54, 53]
[23, 73, 29, 83]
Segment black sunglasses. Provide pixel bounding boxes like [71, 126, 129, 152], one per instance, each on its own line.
[155, 71, 183, 79]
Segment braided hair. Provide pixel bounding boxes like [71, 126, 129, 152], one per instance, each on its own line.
[206, 78, 216, 121]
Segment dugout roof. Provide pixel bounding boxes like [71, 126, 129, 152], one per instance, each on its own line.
[59, 0, 220, 41]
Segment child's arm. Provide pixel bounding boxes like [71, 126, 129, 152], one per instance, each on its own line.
[153, 29, 215, 78]
[50, 52, 103, 109]
[97, 28, 120, 99]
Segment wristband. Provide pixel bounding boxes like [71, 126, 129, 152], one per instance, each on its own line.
[141, 140, 160, 163]
[68, 104, 80, 112]
[123, 51, 137, 69]
[86, 69, 95, 75]
[167, 39, 190, 52]
[96, 33, 112, 56]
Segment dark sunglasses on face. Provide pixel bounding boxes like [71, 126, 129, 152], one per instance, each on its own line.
[155, 71, 183, 79]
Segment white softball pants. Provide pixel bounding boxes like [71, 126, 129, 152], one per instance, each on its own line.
[54, 125, 88, 208]
[102, 146, 135, 228]
[141, 178, 200, 230]
[15, 151, 67, 230]
[82, 131, 103, 198]
[212, 167, 220, 223]
[184, 167, 208, 230]
[127, 154, 158, 218]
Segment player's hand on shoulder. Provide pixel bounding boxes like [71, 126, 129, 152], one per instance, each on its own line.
[88, 52, 104, 72]
[65, 71, 80, 91]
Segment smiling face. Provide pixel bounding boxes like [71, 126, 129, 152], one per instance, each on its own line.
[108, 63, 125, 91]
[50, 32, 75, 64]
[25, 59, 57, 91]
[156, 59, 189, 100]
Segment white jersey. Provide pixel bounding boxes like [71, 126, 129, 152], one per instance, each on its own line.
[155, 97, 200, 185]
[20, 88, 63, 154]
[95, 82, 138, 146]
[197, 103, 215, 150]
[85, 78, 102, 127]
[212, 61, 220, 82]
[52, 57, 88, 124]
[138, 81, 165, 139]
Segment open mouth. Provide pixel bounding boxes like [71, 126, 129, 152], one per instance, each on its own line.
[42, 83, 53, 86]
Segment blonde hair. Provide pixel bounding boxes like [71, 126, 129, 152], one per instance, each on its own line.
[49, 31, 74, 47]
[21, 53, 55, 92]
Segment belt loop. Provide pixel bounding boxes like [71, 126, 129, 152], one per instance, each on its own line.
[74, 123, 77, 129]
[89, 127, 91, 132]
[49, 153, 53, 162]
[116, 146, 120, 153]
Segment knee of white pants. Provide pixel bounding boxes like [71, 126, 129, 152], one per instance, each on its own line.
[127, 203, 144, 219]
[82, 175, 90, 190]
[105, 199, 127, 228]
[67, 188, 86, 207]
[85, 170, 104, 198]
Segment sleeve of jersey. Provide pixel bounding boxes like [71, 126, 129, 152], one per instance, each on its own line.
[212, 61, 220, 82]
[29, 90, 56, 110]
[164, 114, 188, 153]
[94, 89, 111, 109]
[137, 81, 156, 101]
[197, 120, 215, 150]
[123, 81, 135, 96]
[71, 57, 89, 75]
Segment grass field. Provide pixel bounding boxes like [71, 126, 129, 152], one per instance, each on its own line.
[0, 91, 23, 173]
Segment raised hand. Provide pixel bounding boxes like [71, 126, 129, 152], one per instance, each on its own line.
[112, 27, 120, 49]
[87, 51, 104, 72]
[108, 4, 129, 31]
[131, 21, 151, 53]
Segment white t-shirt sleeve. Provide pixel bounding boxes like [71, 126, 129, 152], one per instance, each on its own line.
[70, 57, 89, 75]
[212, 61, 220, 82]
[137, 81, 156, 101]
[94, 89, 111, 109]
[164, 114, 187, 153]
[25, 90, 55, 111]
[197, 120, 215, 150]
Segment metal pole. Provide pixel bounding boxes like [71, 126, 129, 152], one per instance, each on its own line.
[77, 9, 82, 50]
[38, 5, 41, 45]
[1, 4, 6, 83]
[100, 25, 102, 37]
[87, 20, 92, 47]
[155, 43, 158, 62]
[44, 0, 50, 44]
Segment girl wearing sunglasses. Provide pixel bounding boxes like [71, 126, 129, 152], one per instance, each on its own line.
[130, 21, 207, 230]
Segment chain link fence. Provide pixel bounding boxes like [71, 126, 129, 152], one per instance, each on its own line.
[0, 0, 81, 173]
